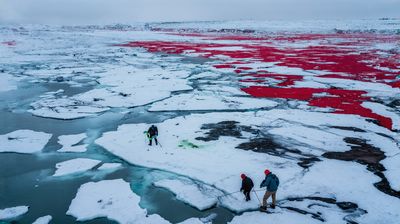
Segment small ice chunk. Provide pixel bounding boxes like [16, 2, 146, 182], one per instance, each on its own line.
[32, 215, 52, 224]
[0, 206, 29, 220]
[154, 178, 221, 210]
[53, 158, 101, 177]
[178, 217, 204, 224]
[0, 130, 52, 154]
[57, 133, 88, 153]
[67, 179, 169, 223]
[97, 163, 122, 171]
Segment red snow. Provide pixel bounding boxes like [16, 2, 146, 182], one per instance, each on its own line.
[241, 86, 393, 129]
[118, 32, 399, 130]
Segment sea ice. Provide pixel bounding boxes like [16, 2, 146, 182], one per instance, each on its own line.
[53, 158, 101, 177]
[32, 215, 52, 224]
[0, 130, 52, 154]
[149, 91, 277, 111]
[97, 163, 123, 171]
[154, 177, 221, 210]
[57, 133, 88, 152]
[0, 206, 28, 220]
[67, 179, 169, 223]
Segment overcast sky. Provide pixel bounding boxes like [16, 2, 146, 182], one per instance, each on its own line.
[0, 0, 399, 25]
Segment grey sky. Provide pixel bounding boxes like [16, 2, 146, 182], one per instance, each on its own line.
[0, 0, 399, 24]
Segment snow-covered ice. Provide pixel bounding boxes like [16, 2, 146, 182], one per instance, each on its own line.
[0, 206, 29, 220]
[381, 155, 400, 191]
[57, 133, 88, 152]
[67, 179, 169, 223]
[29, 94, 108, 120]
[154, 177, 221, 210]
[97, 163, 123, 171]
[149, 91, 277, 111]
[96, 109, 400, 221]
[32, 215, 52, 224]
[1, 21, 400, 224]
[228, 211, 321, 224]
[53, 158, 101, 177]
[0, 130, 52, 154]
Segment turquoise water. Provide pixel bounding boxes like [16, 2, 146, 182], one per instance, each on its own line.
[0, 83, 234, 223]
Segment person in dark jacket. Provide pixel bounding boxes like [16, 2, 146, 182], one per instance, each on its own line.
[147, 125, 158, 146]
[240, 174, 254, 201]
[259, 169, 279, 211]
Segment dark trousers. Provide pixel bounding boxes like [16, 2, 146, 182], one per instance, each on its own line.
[243, 190, 251, 201]
[149, 136, 158, 145]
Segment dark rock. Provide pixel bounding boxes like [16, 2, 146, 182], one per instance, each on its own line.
[195, 121, 257, 141]
[329, 126, 366, 132]
[297, 157, 321, 169]
[323, 137, 400, 199]
[323, 137, 385, 171]
[236, 137, 289, 155]
[337, 202, 358, 211]
[55, 76, 64, 82]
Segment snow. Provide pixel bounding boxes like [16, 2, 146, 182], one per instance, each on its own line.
[32, 215, 52, 224]
[149, 91, 277, 111]
[97, 163, 122, 171]
[67, 179, 169, 224]
[29, 95, 108, 120]
[268, 125, 350, 154]
[74, 67, 193, 108]
[0, 130, 52, 154]
[53, 158, 102, 177]
[0, 206, 29, 220]
[228, 211, 321, 224]
[57, 133, 88, 153]
[2, 21, 400, 224]
[362, 102, 400, 131]
[96, 109, 400, 222]
[154, 178, 221, 210]
[381, 155, 400, 191]
[178, 218, 204, 224]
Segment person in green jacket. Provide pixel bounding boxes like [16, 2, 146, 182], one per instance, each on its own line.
[259, 169, 279, 211]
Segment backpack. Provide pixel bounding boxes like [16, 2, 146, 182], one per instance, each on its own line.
[268, 174, 279, 189]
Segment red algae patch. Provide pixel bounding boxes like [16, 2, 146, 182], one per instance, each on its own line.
[118, 32, 399, 130]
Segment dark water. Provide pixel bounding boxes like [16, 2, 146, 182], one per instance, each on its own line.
[0, 83, 234, 223]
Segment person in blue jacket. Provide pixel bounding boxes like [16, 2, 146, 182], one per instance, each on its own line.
[259, 169, 279, 211]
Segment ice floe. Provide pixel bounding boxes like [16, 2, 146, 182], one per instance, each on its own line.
[97, 163, 123, 171]
[29, 93, 108, 120]
[74, 67, 193, 108]
[57, 133, 88, 152]
[53, 158, 101, 177]
[67, 179, 169, 223]
[0, 130, 52, 154]
[32, 215, 52, 224]
[0, 206, 28, 221]
[96, 109, 400, 222]
[149, 91, 277, 111]
[154, 177, 221, 210]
